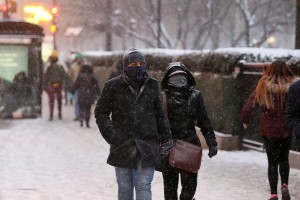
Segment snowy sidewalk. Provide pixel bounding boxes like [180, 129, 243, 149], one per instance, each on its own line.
[0, 93, 300, 200]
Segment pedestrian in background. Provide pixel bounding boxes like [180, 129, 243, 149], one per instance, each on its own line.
[240, 60, 294, 200]
[72, 63, 100, 128]
[160, 62, 218, 200]
[43, 50, 68, 121]
[285, 79, 300, 140]
[69, 52, 84, 121]
[108, 59, 123, 80]
[94, 48, 172, 200]
[0, 71, 32, 118]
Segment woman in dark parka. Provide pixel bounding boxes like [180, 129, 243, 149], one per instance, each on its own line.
[161, 62, 218, 200]
[72, 64, 100, 127]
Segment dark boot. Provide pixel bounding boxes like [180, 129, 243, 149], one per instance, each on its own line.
[58, 113, 62, 120]
[49, 114, 53, 121]
[80, 119, 83, 127]
[281, 184, 291, 200]
[86, 118, 90, 128]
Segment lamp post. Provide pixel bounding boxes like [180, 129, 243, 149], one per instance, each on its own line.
[3, 0, 9, 19]
[105, 0, 112, 51]
[51, 0, 58, 50]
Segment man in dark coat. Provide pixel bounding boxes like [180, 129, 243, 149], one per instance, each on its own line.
[285, 79, 300, 140]
[94, 48, 172, 200]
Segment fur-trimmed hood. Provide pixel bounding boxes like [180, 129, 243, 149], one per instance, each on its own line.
[265, 78, 299, 94]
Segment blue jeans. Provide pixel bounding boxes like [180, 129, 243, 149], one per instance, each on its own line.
[115, 160, 155, 200]
[74, 92, 80, 118]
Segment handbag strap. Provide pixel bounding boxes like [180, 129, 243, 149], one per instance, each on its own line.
[162, 92, 168, 118]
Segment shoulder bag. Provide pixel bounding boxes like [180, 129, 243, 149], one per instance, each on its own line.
[162, 92, 202, 174]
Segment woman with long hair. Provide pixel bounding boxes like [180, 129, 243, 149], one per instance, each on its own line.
[241, 60, 294, 200]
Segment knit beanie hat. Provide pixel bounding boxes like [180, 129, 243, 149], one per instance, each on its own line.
[51, 50, 58, 58]
[123, 48, 146, 68]
[75, 52, 83, 60]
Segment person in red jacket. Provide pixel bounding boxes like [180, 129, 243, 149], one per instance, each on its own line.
[240, 60, 294, 200]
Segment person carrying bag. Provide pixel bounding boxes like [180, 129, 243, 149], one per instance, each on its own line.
[160, 62, 218, 200]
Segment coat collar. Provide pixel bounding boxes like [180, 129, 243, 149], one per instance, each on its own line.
[121, 73, 150, 99]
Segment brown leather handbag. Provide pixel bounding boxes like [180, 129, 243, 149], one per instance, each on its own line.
[162, 92, 203, 174]
[169, 139, 202, 173]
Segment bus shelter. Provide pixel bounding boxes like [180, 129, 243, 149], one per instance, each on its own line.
[0, 20, 44, 119]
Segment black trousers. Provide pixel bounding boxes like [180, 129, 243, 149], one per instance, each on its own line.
[79, 103, 92, 124]
[162, 167, 197, 200]
[263, 137, 292, 195]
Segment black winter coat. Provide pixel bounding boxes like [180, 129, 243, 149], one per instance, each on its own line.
[94, 74, 172, 169]
[72, 73, 100, 105]
[165, 90, 216, 146]
[285, 79, 300, 139]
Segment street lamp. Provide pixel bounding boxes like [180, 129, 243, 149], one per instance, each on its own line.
[266, 36, 276, 48]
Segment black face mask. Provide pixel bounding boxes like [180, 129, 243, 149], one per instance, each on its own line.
[124, 66, 146, 83]
[168, 74, 188, 88]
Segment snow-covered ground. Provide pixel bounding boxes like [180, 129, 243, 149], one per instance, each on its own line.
[0, 92, 300, 200]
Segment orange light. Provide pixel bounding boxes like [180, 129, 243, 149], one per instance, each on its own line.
[51, 6, 58, 15]
[50, 25, 57, 33]
[24, 5, 53, 24]
[1, 4, 8, 12]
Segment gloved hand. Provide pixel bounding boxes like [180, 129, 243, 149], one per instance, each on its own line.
[160, 140, 175, 158]
[208, 145, 218, 158]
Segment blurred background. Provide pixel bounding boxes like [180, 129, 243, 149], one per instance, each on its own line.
[0, 0, 298, 61]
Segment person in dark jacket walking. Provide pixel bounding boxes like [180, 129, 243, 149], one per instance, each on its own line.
[285, 79, 300, 140]
[160, 62, 218, 200]
[240, 60, 294, 200]
[94, 48, 172, 200]
[72, 64, 100, 128]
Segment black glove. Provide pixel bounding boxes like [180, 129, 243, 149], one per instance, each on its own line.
[206, 138, 218, 158]
[208, 145, 218, 158]
[160, 140, 175, 158]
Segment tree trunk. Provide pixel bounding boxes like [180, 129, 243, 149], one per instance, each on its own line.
[296, 0, 300, 49]
[105, 0, 113, 51]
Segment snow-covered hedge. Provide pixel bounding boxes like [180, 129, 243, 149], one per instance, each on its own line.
[82, 47, 300, 75]
[81, 48, 300, 149]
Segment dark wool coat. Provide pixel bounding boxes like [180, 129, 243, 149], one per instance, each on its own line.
[241, 86, 292, 139]
[161, 63, 217, 147]
[72, 73, 100, 105]
[94, 74, 172, 169]
[285, 79, 300, 139]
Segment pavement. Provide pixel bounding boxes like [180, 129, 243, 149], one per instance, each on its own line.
[0, 92, 299, 200]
